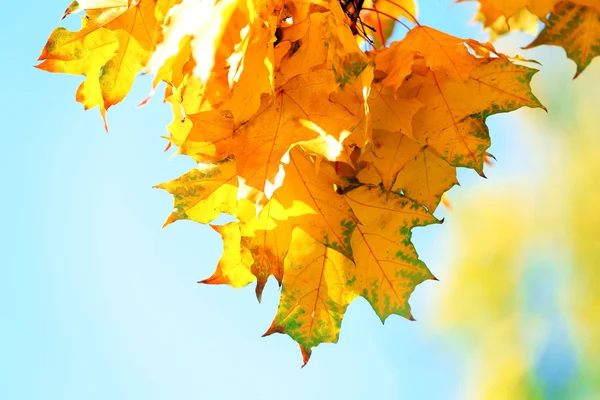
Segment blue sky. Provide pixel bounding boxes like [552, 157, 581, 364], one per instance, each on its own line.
[1, 1, 594, 399]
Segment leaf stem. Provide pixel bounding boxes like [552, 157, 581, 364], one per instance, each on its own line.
[361, 8, 411, 31]
[385, 0, 421, 26]
[372, 3, 387, 46]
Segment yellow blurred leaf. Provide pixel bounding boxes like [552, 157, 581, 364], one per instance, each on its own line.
[464, 0, 600, 77]
[525, 2, 600, 77]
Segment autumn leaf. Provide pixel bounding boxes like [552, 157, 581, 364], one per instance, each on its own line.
[525, 2, 600, 78]
[344, 186, 439, 321]
[368, 84, 422, 139]
[272, 147, 357, 257]
[360, 130, 422, 190]
[168, 110, 236, 163]
[220, 19, 275, 126]
[233, 69, 357, 193]
[393, 146, 458, 212]
[36, 17, 118, 127]
[264, 228, 358, 365]
[38, 0, 162, 127]
[240, 199, 294, 301]
[202, 222, 256, 288]
[462, 0, 599, 22]
[463, 0, 600, 77]
[473, 5, 539, 40]
[145, 0, 241, 86]
[398, 59, 544, 172]
[154, 159, 238, 226]
[374, 26, 482, 89]
[275, 12, 330, 85]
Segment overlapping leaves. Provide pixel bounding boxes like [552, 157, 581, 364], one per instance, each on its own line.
[38, 0, 549, 364]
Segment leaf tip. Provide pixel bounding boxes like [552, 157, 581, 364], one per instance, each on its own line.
[300, 345, 311, 367]
[199, 269, 229, 286]
[137, 88, 156, 108]
[262, 323, 281, 337]
[255, 282, 264, 303]
[160, 213, 177, 228]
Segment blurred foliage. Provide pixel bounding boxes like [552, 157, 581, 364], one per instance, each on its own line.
[435, 47, 600, 399]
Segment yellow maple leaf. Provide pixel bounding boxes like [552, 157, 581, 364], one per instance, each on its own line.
[525, 2, 600, 77]
[154, 159, 238, 226]
[344, 186, 439, 321]
[463, 0, 600, 78]
[166, 110, 235, 163]
[264, 228, 358, 365]
[276, 12, 331, 85]
[61, 0, 132, 20]
[461, 0, 553, 21]
[36, 17, 118, 128]
[463, 0, 599, 21]
[360, 130, 422, 190]
[38, 0, 161, 127]
[240, 200, 293, 301]
[220, 19, 275, 126]
[400, 58, 544, 172]
[374, 26, 482, 89]
[474, 6, 539, 40]
[202, 222, 256, 288]
[368, 84, 422, 138]
[271, 147, 357, 257]
[234, 69, 357, 192]
[392, 146, 458, 213]
[146, 0, 241, 86]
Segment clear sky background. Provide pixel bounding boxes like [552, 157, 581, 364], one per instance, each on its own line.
[1, 1, 598, 399]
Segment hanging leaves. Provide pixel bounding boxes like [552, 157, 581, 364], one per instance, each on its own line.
[37, 0, 572, 365]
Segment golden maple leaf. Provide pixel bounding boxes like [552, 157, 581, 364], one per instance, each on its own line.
[525, 2, 600, 78]
[397, 58, 544, 172]
[462, 0, 600, 77]
[38, 0, 164, 128]
[264, 228, 358, 365]
[202, 222, 256, 288]
[344, 186, 439, 321]
[155, 159, 238, 226]
[272, 147, 357, 257]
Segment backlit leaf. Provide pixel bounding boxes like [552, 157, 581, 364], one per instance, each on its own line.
[525, 2, 600, 77]
[264, 228, 358, 365]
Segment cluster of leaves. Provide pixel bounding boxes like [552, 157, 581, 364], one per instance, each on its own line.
[37, 0, 597, 364]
